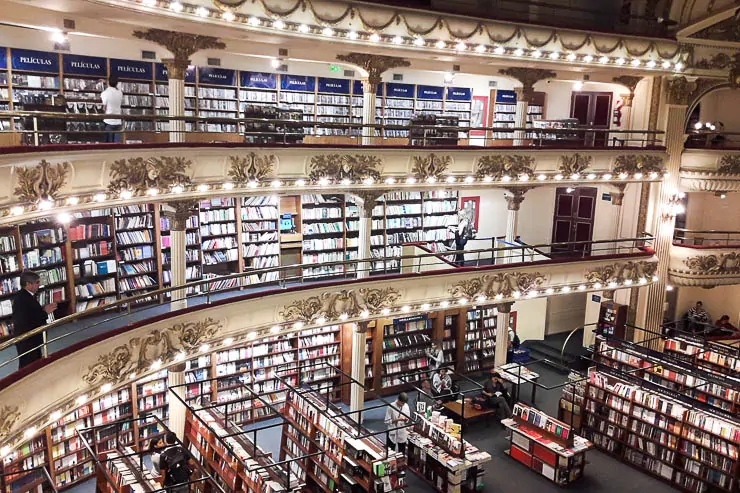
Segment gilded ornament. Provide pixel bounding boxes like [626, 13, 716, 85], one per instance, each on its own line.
[448, 272, 547, 299]
[108, 156, 192, 193]
[613, 155, 665, 175]
[0, 405, 21, 442]
[351, 190, 387, 218]
[82, 318, 222, 386]
[584, 261, 658, 284]
[411, 154, 451, 181]
[498, 68, 556, 100]
[14, 160, 70, 202]
[612, 76, 643, 95]
[133, 29, 225, 74]
[475, 155, 535, 180]
[684, 253, 740, 274]
[692, 14, 740, 43]
[558, 154, 592, 176]
[227, 153, 277, 184]
[717, 155, 740, 174]
[308, 154, 382, 182]
[162, 200, 198, 231]
[279, 288, 401, 323]
[665, 76, 695, 106]
[335, 53, 410, 90]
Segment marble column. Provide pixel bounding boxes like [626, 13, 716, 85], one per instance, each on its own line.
[163, 59, 186, 143]
[641, 78, 689, 348]
[495, 302, 514, 367]
[350, 322, 368, 423]
[167, 363, 187, 440]
[499, 68, 556, 146]
[163, 201, 195, 311]
[504, 188, 527, 263]
[361, 80, 377, 146]
[352, 191, 385, 278]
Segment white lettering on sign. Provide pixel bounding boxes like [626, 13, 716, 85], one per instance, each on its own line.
[290, 79, 307, 85]
[206, 74, 228, 79]
[20, 57, 52, 65]
[118, 65, 146, 73]
[71, 61, 101, 70]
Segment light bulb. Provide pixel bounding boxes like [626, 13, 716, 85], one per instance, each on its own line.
[674, 62, 683, 71]
[446, 176, 456, 183]
[455, 42, 466, 51]
[583, 55, 594, 63]
[270, 325, 281, 334]
[401, 305, 410, 313]
[347, 31, 358, 40]
[464, 176, 475, 183]
[272, 19, 285, 29]
[56, 212, 71, 224]
[413, 37, 425, 47]
[616, 58, 626, 65]
[661, 61, 671, 69]
[537, 174, 547, 181]
[406, 177, 417, 184]
[494, 46, 505, 55]
[532, 50, 542, 58]
[295, 179, 306, 187]
[646, 60, 656, 68]
[200, 343, 210, 352]
[247, 181, 258, 189]
[120, 190, 133, 199]
[222, 11, 235, 21]
[567, 53, 577, 61]
[393, 36, 404, 45]
[270, 58, 280, 68]
[101, 383, 112, 393]
[435, 40, 446, 49]
[171, 184, 184, 193]
[549, 52, 559, 60]
[322, 27, 334, 36]
[369, 33, 381, 42]
[298, 24, 309, 33]
[271, 180, 282, 187]
[440, 300, 450, 308]
[195, 7, 209, 17]
[247, 16, 260, 26]
[196, 184, 209, 192]
[514, 48, 524, 56]
[147, 188, 159, 196]
[170, 1, 183, 11]
[66, 196, 79, 206]
[475, 44, 486, 53]
[599, 56, 609, 64]
[561, 286, 571, 293]
[385, 177, 396, 185]
[603, 173, 612, 180]
[631, 59, 641, 67]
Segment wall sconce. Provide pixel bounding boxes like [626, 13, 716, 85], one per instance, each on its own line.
[662, 193, 685, 219]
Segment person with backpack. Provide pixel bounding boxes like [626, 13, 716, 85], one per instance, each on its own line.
[158, 432, 193, 492]
[507, 326, 521, 362]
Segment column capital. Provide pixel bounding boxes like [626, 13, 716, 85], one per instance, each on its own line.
[499, 68, 556, 102]
[336, 53, 410, 92]
[665, 76, 695, 106]
[612, 76, 643, 101]
[504, 187, 530, 211]
[352, 190, 387, 218]
[133, 29, 225, 79]
[496, 302, 514, 313]
[355, 321, 370, 334]
[168, 362, 186, 373]
[162, 200, 198, 231]
[611, 183, 627, 206]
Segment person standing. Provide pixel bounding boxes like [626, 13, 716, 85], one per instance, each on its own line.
[426, 341, 444, 371]
[101, 76, 123, 143]
[384, 393, 410, 454]
[158, 432, 194, 493]
[12, 271, 56, 369]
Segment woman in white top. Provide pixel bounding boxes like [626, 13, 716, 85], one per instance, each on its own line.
[427, 341, 444, 371]
[384, 393, 411, 453]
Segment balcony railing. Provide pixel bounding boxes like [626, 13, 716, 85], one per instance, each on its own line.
[673, 229, 740, 247]
[684, 130, 740, 150]
[0, 110, 665, 149]
[0, 236, 654, 380]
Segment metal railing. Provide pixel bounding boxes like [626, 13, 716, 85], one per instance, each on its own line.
[673, 228, 740, 247]
[0, 235, 653, 378]
[685, 130, 740, 149]
[0, 110, 665, 149]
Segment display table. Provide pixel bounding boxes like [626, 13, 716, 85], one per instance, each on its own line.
[443, 401, 495, 425]
[495, 363, 540, 404]
[407, 412, 492, 492]
[502, 403, 593, 486]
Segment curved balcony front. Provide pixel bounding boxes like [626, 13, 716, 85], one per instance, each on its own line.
[669, 229, 740, 287]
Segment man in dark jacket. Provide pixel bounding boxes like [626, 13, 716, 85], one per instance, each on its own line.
[482, 372, 512, 419]
[12, 271, 56, 368]
[159, 432, 194, 492]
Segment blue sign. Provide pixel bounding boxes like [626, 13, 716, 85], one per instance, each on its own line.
[280, 74, 316, 92]
[155, 63, 195, 83]
[385, 82, 414, 98]
[198, 66, 235, 86]
[496, 89, 517, 103]
[446, 86, 472, 101]
[110, 58, 153, 80]
[0, 48, 7, 69]
[352, 80, 382, 96]
[62, 54, 107, 77]
[240, 71, 276, 89]
[602, 193, 612, 202]
[317, 77, 350, 94]
[416, 85, 444, 100]
[592, 295, 602, 303]
[11, 49, 59, 73]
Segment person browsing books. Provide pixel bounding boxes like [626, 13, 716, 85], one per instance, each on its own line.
[432, 367, 454, 402]
[482, 371, 512, 420]
[426, 341, 444, 371]
[12, 270, 56, 368]
[158, 432, 194, 492]
[384, 393, 411, 453]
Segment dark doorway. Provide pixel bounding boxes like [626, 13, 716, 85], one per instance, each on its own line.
[551, 187, 598, 257]
[570, 91, 613, 146]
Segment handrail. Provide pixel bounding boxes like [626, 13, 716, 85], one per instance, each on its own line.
[0, 235, 654, 371]
[673, 228, 740, 247]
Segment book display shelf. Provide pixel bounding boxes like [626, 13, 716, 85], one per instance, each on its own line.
[160, 204, 202, 296]
[597, 301, 628, 338]
[70, 209, 117, 313]
[302, 194, 351, 280]
[0, 226, 21, 338]
[407, 411, 491, 492]
[583, 369, 740, 492]
[421, 191, 458, 251]
[20, 221, 69, 312]
[94, 446, 160, 493]
[463, 308, 496, 373]
[594, 337, 740, 415]
[558, 371, 586, 431]
[0, 51, 10, 133]
[196, 68, 238, 133]
[154, 63, 197, 127]
[503, 403, 592, 486]
[442, 314, 459, 371]
[113, 205, 158, 304]
[199, 197, 239, 284]
[490, 90, 546, 142]
[61, 54, 107, 144]
[110, 59, 155, 135]
[241, 196, 280, 284]
[380, 315, 433, 390]
[135, 370, 169, 446]
[1, 430, 53, 492]
[280, 385, 407, 493]
[664, 337, 740, 377]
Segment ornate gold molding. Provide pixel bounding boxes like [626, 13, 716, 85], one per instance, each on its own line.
[82, 318, 222, 386]
[610, 183, 627, 206]
[132, 29, 225, 76]
[227, 153, 277, 184]
[411, 154, 451, 181]
[475, 155, 535, 179]
[718, 155, 740, 174]
[279, 288, 401, 323]
[308, 154, 382, 182]
[0, 405, 21, 442]
[14, 160, 70, 202]
[108, 157, 192, 193]
[335, 53, 410, 91]
[665, 76, 694, 106]
[162, 200, 198, 231]
[351, 190, 387, 218]
[498, 68, 556, 100]
[684, 253, 740, 274]
[558, 154, 592, 176]
[612, 76, 643, 97]
[504, 188, 531, 211]
[613, 155, 664, 175]
[448, 272, 547, 299]
[584, 261, 657, 284]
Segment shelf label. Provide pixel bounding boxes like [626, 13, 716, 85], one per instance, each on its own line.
[385, 82, 414, 98]
[496, 90, 517, 103]
[11, 49, 59, 73]
[416, 85, 444, 100]
[352, 80, 383, 96]
[198, 67, 236, 86]
[317, 77, 350, 94]
[0, 48, 6, 69]
[393, 314, 427, 324]
[280, 74, 316, 92]
[241, 71, 277, 89]
[62, 54, 107, 77]
[591, 295, 601, 303]
[110, 58, 153, 80]
[446, 86, 472, 101]
[155, 63, 195, 83]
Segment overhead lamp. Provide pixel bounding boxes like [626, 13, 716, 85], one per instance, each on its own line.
[483, 175, 493, 183]
[406, 177, 417, 184]
[23, 427, 37, 440]
[420, 303, 431, 310]
[493, 46, 505, 55]
[532, 50, 542, 58]
[270, 58, 281, 68]
[223, 337, 234, 345]
[119, 190, 133, 199]
[587, 173, 596, 180]
[446, 176, 456, 183]
[475, 44, 487, 53]
[347, 30, 358, 40]
[101, 383, 112, 393]
[593, 282, 602, 289]
[537, 174, 547, 181]
[51, 30, 68, 43]
[272, 19, 285, 29]
[195, 6, 209, 17]
[169, 1, 183, 11]
[608, 281, 618, 288]
[295, 179, 306, 186]
[494, 293, 503, 300]
[50, 410, 62, 422]
[631, 59, 641, 67]
[200, 343, 210, 352]
[271, 180, 282, 187]
[577, 284, 586, 291]
[464, 176, 475, 183]
[360, 310, 370, 318]
[248, 331, 258, 340]
[401, 305, 410, 313]
[444, 72, 455, 84]
[147, 188, 159, 196]
[674, 62, 684, 71]
[583, 55, 594, 63]
[339, 313, 349, 320]
[196, 184, 209, 192]
[634, 172, 643, 179]
[413, 37, 425, 47]
[566, 53, 577, 61]
[527, 290, 538, 298]
[561, 286, 571, 293]
[624, 279, 633, 286]
[222, 11, 235, 21]
[554, 174, 563, 180]
[369, 33, 381, 42]
[662, 194, 685, 218]
[661, 60, 671, 69]
[616, 58, 626, 65]
[545, 288, 554, 295]
[435, 40, 446, 49]
[247, 16, 260, 26]
[56, 212, 72, 224]
[512, 291, 521, 299]
[666, 285, 674, 292]
[393, 36, 404, 45]
[66, 196, 79, 206]
[519, 174, 529, 182]
[298, 24, 309, 33]
[618, 172, 628, 179]
[455, 41, 467, 51]
[549, 52, 559, 60]
[175, 351, 186, 361]
[171, 184, 184, 193]
[341, 178, 352, 186]
[603, 173, 612, 180]
[476, 295, 487, 303]
[599, 56, 609, 64]
[458, 298, 468, 305]
[426, 176, 437, 184]
[646, 60, 656, 68]
[514, 48, 524, 56]
[293, 321, 304, 329]
[270, 325, 281, 334]
[322, 27, 334, 37]
[381, 307, 391, 315]
[573, 81, 583, 91]
[385, 177, 396, 184]
[76, 395, 87, 405]
[501, 175, 511, 182]
[440, 300, 450, 308]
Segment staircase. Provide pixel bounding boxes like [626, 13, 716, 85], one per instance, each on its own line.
[520, 329, 590, 373]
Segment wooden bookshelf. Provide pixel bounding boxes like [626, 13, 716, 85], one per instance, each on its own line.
[0, 225, 22, 339]
[240, 196, 280, 285]
[380, 315, 433, 391]
[19, 221, 69, 313]
[664, 337, 740, 377]
[69, 210, 117, 313]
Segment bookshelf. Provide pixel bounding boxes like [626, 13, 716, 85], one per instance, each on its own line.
[302, 194, 348, 280]
[558, 371, 586, 431]
[199, 197, 239, 284]
[442, 313, 458, 371]
[20, 221, 69, 312]
[110, 59, 155, 135]
[135, 370, 169, 445]
[280, 74, 316, 136]
[1, 430, 52, 490]
[114, 205, 158, 303]
[421, 191, 457, 251]
[69, 210, 117, 313]
[503, 402, 592, 485]
[160, 204, 202, 296]
[95, 447, 160, 493]
[490, 90, 546, 142]
[241, 196, 279, 285]
[380, 191, 422, 274]
[185, 354, 211, 406]
[315, 77, 352, 137]
[381, 315, 433, 390]
[365, 324, 375, 390]
[0, 51, 10, 134]
[664, 337, 740, 377]
[61, 54, 107, 144]
[463, 308, 496, 373]
[598, 301, 628, 338]
[378, 82, 415, 139]
[154, 62, 197, 133]
[0, 226, 21, 338]
[196, 67, 238, 133]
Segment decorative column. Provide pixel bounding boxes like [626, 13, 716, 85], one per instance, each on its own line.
[642, 77, 690, 347]
[167, 362, 187, 440]
[499, 68, 556, 146]
[350, 322, 368, 422]
[613, 76, 642, 144]
[162, 201, 196, 311]
[133, 29, 226, 143]
[495, 302, 514, 367]
[336, 53, 410, 145]
[504, 188, 528, 263]
[352, 191, 386, 278]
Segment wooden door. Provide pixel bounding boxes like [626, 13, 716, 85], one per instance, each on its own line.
[570, 91, 612, 146]
[551, 187, 597, 257]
